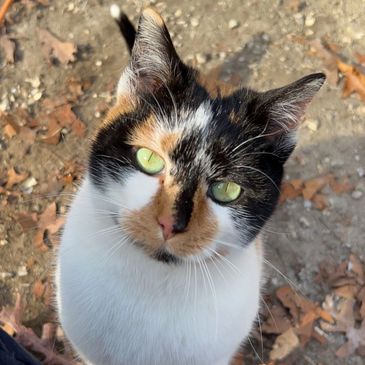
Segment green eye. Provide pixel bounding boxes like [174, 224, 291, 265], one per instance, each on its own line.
[211, 181, 241, 203]
[136, 147, 165, 174]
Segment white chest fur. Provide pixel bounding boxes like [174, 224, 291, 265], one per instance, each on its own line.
[56, 179, 262, 365]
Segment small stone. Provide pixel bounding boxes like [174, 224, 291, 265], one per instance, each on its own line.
[0, 239, 8, 246]
[354, 155, 360, 161]
[33, 90, 43, 101]
[95, 60, 103, 67]
[351, 190, 363, 200]
[190, 18, 199, 27]
[357, 167, 364, 177]
[293, 13, 303, 25]
[67, 2, 75, 11]
[304, 200, 312, 209]
[299, 216, 310, 228]
[0, 272, 13, 279]
[25, 77, 41, 88]
[95, 111, 101, 118]
[196, 53, 208, 65]
[219, 51, 227, 60]
[330, 159, 344, 167]
[21, 177, 38, 192]
[174, 9, 182, 17]
[17, 266, 28, 277]
[306, 119, 319, 131]
[305, 13, 316, 27]
[228, 19, 239, 29]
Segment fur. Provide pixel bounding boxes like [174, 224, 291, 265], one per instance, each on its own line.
[56, 6, 325, 365]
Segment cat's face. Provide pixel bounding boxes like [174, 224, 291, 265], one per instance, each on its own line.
[89, 9, 325, 264]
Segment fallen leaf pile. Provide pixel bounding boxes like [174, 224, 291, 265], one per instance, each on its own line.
[318, 255, 365, 357]
[280, 174, 353, 209]
[259, 285, 332, 362]
[0, 294, 79, 365]
[256, 254, 365, 363]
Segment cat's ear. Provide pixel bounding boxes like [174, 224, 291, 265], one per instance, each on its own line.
[257, 73, 325, 160]
[117, 8, 183, 99]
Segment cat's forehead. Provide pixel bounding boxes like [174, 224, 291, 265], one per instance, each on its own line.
[129, 101, 221, 168]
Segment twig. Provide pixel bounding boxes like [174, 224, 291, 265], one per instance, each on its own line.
[0, 0, 14, 24]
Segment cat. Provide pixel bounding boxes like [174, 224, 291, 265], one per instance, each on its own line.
[55, 5, 325, 365]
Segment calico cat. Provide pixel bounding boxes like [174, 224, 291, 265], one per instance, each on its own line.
[56, 5, 325, 365]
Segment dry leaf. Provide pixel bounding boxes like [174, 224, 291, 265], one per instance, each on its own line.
[321, 297, 365, 357]
[37, 28, 77, 64]
[280, 181, 302, 203]
[329, 176, 353, 194]
[302, 175, 331, 201]
[52, 104, 86, 137]
[262, 304, 292, 335]
[349, 254, 364, 284]
[33, 280, 45, 299]
[0, 294, 78, 365]
[5, 167, 28, 189]
[269, 327, 299, 361]
[337, 60, 365, 101]
[0, 34, 16, 64]
[33, 202, 65, 251]
[40, 117, 62, 145]
[4, 123, 17, 138]
[312, 194, 328, 210]
[17, 211, 38, 230]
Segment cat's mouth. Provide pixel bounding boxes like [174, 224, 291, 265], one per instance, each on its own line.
[150, 248, 180, 264]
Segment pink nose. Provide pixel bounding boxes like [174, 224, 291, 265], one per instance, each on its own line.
[158, 216, 175, 241]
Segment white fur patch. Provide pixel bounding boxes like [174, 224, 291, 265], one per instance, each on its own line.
[106, 171, 159, 212]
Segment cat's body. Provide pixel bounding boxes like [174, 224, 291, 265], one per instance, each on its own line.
[57, 178, 262, 365]
[56, 6, 325, 365]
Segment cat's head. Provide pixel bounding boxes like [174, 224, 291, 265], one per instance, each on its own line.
[89, 8, 325, 264]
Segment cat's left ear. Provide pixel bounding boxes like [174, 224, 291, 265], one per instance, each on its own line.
[257, 73, 326, 161]
[117, 8, 184, 99]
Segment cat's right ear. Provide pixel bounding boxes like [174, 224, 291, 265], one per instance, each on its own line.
[117, 8, 184, 100]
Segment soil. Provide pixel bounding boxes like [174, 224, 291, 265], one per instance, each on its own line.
[1, 0, 365, 364]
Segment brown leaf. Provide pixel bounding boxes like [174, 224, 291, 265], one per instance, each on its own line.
[312, 194, 328, 210]
[337, 60, 365, 102]
[329, 176, 353, 194]
[52, 104, 86, 137]
[269, 327, 299, 361]
[33, 202, 64, 251]
[276, 286, 316, 323]
[0, 35, 16, 64]
[349, 254, 364, 284]
[33, 280, 45, 299]
[40, 117, 61, 145]
[17, 211, 38, 230]
[333, 285, 359, 299]
[5, 168, 28, 189]
[262, 304, 292, 335]
[37, 28, 77, 65]
[302, 175, 331, 201]
[279, 181, 303, 203]
[4, 123, 17, 138]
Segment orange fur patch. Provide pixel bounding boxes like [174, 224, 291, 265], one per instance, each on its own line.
[122, 180, 217, 258]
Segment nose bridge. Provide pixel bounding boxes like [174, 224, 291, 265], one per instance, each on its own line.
[172, 180, 197, 232]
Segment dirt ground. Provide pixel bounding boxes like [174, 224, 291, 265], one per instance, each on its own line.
[1, 0, 365, 364]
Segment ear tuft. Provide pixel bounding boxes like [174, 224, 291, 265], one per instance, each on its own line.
[117, 8, 182, 98]
[264, 72, 326, 132]
[256, 72, 325, 161]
